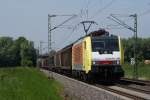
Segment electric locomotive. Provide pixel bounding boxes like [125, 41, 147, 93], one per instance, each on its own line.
[71, 29, 124, 81]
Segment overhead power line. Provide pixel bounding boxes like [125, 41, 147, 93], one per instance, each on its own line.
[49, 15, 77, 31]
[48, 14, 77, 52]
[108, 14, 135, 32]
[139, 9, 150, 17]
[90, 0, 117, 19]
[138, 3, 150, 17]
[56, 24, 79, 49]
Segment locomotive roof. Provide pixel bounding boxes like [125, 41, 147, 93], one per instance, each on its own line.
[72, 29, 110, 44]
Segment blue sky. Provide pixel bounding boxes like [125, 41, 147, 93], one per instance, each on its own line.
[0, 0, 150, 52]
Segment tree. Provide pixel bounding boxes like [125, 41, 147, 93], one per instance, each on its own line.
[20, 41, 36, 66]
[0, 36, 37, 67]
[122, 37, 150, 63]
[0, 37, 16, 66]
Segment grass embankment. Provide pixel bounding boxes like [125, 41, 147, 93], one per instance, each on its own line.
[0, 67, 63, 100]
[123, 63, 150, 80]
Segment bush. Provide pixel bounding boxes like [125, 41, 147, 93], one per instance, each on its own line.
[21, 59, 33, 67]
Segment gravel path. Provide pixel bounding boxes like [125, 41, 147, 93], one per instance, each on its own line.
[41, 69, 132, 100]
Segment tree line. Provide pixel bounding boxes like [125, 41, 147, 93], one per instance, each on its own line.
[0, 36, 149, 67]
[0, 37, 37, 67]
[122, 37, 150, 63]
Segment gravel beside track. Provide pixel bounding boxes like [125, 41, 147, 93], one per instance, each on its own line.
[40, 69, 132, 100]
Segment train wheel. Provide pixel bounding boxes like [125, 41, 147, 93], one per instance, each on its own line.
[82, 72, 88, 82]
[87, 71, 94, 84]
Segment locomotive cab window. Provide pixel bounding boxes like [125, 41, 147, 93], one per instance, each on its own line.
[92, 41, 105, 51]
[92, 36, 119, 52]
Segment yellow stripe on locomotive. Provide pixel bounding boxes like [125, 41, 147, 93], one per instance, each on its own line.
[83, 36, 92, 74]
[118, 36, 124, 65]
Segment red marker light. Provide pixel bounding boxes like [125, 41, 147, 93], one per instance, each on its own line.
[96, 61, 113, 65]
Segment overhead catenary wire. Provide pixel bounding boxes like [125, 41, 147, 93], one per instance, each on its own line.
[54, 20, 81, 51]
[105, 13, 136, 30]
[105, 24, 124, 29]
[106, 3, 150, 30]
[138, 2, 150, 17]
[90, 0, 117, 19]
[90, 1, 150, 31]
[48, 14, 79, 52]
[79, 1, 89, 21]
[108, 14, 135, 32]
[56, 24, 80, 47]
[50, 15, 78, 31]
[139, 9, 150, 17]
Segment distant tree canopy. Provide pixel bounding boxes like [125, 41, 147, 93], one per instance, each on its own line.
[0, 36, 37, 67]
[122, 37, 150, 63]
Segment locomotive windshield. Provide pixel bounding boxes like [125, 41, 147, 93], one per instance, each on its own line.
[92, 36, 119, 52]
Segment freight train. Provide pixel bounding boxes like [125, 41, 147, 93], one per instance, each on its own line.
[39, 29, 124, 82]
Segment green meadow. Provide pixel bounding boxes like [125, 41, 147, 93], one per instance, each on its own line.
[123, 63, 150, 80]
[0, 67, 63, 100]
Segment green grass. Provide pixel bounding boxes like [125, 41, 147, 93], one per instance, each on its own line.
[0, 67, 63, 100]
[123, 63, 150, 80]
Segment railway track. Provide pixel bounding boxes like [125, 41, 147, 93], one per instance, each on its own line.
[115, 83, 150, 95]
[94, 78, 150, 100]
[120, 78, 150, 86]
[95, 84, 149, 100]
[41, 67, 150, 100]
[117, 78, 150, 94]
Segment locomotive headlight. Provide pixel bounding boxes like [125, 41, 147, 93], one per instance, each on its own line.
[93, 61, 96, 64]
[104, 51, 108, 54]
[117, 60, 120, 64]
